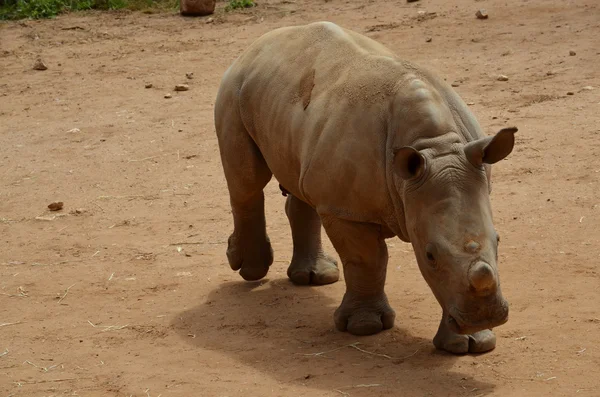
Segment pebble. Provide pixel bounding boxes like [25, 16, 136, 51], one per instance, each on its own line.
[569, 50, 576, 56]
[186, 72, 194, 79]
[451, 82, 460, 87]
[48, 202, 64, 211]
[206, 17, 214, 23]
[145, 83, 153, 89]
[67, 128, 81, 133]
[33, 58, 48, 71]
[175, 84, 189, 92]
[164, 93, 172, 99]
[497, 75, 509, 82]
[566, 91, 574, 95]
[426, 37, 432, 42]
[475, 9, 488, 19]
[581, 86, 594, 91]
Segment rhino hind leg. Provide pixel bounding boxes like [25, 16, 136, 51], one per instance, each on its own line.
[215, 93, 273, 281]
[321, 216, 395, 335]
[285, 195, 339, 285]
[433, 315, 496, 354]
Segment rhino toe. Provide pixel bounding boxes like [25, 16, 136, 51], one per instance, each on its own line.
[287, 254, 339, 285]
[468, 329, 497, 353]
[334, 294, 395, 336]
[227, 233, 273, 281]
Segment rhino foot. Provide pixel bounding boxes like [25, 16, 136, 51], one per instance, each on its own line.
[433, 318, 496, 354]
[334, 293, 396, 336]
[287, 254, 339, 285]
[226, 232, 273, 281]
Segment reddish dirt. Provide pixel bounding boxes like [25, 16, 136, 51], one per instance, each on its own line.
[1, 0, 599, 396]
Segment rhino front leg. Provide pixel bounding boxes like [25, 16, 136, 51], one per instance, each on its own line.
[433, 314, 496, 354]
[321, 216, 395, 336]
[285, 195, 339, 285]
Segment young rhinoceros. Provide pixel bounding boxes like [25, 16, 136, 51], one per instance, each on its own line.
[214, 21, 515, 354]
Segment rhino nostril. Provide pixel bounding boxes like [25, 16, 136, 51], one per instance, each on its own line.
[468, 261, 496, 292]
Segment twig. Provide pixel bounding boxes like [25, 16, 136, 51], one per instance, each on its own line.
[337, 384, 383, 391]
[101, 325, 128, 332]
[0, 321, 23, 328]
[0, 348, 8, 357]
[168, 241, 224, 246]
[14, 378, 82, 384]
[57, 283, 76, 304]
[128, 156, 159, 162]
[296, 344, 350, 357]
[108, 272, 115, 281]
[296, 342, 418, 361]
[334, 390, 350, 396]
[349, 343, 395, 359]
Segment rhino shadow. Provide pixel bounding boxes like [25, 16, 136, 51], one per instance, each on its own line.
[171, 278, 496, 396]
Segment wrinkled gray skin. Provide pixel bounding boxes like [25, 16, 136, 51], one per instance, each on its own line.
[214, 21, 515, 354]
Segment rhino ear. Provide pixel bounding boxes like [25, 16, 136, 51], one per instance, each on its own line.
[464, 126, 517, 167]
[394, 146, 426, 180]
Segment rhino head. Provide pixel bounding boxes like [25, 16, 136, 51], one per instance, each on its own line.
[394, 127, 516, 335]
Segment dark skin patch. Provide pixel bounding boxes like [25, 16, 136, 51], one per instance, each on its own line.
[299, 69, 315, 110]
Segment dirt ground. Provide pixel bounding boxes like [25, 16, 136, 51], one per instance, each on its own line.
[1, 0, 599, 395]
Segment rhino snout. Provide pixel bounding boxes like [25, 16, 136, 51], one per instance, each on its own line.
[448, 297, 509, 335]
[468, 261, 497, 294]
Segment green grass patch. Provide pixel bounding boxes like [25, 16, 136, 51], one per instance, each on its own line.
[224, 0, 254, 12]
[0, 0, 178, 20]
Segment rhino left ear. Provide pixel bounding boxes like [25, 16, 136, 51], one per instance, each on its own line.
[464, 126, 517, 167]
[394, 146, 426, 180]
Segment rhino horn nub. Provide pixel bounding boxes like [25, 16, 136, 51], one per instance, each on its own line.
[468, 261, 496, 293]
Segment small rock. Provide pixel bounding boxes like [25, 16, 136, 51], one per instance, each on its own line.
[475, 9, 488, 19]
[451, 82, 460, 87]
[175, 84, 190, 92]
[48, 202, 64, 211]
[581, 86, 594, 91]
[407, 0, 419, 2]
[186, 72, 194, 79]
[164, 93, 172, 99]
[566, 91, 574, 95]
[70, 208, 87, 215]
[467, 102, 475, 105]
[145, 83, 153, 89]
[33, 58, 48, 71]
[569, 50, 576, 56]
[67, 128, 81, 133]
[497, 75, 509, 82]
[492, 116, 498, 119]
[206, 17, 214, 24]
[546, 71, 555, 76]
[426, 37, 432, 42]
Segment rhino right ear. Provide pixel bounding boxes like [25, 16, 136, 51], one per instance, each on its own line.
[394, 146, 426, 180]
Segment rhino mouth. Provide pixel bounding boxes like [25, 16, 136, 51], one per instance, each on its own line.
[447, 300, 509, 335]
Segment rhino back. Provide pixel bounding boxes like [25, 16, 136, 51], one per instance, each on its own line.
[223, 21, 481, 225]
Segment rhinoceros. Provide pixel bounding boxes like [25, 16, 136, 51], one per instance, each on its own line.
[214, 21, 515, 354]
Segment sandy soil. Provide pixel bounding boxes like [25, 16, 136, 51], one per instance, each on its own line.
[1, 0, 599, 396]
